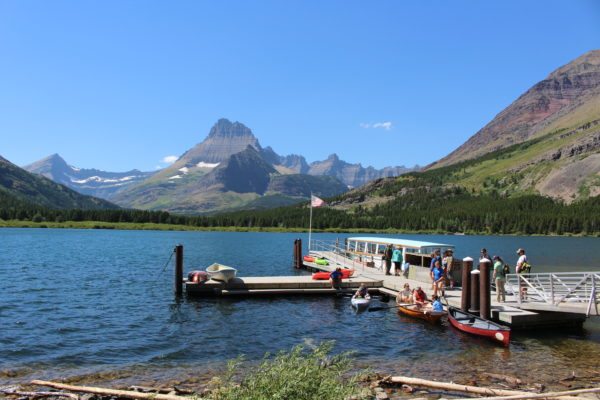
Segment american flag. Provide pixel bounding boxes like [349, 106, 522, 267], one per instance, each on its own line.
[311, 195, 326, 208]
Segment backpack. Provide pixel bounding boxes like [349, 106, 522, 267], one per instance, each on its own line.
[520, 262, 532, 274]
[503, 264, 510, 275]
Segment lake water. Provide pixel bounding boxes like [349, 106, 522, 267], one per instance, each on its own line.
[1, 229, 599, 387]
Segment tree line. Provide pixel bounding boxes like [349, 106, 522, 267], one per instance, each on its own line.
[2, 187, 599, 235]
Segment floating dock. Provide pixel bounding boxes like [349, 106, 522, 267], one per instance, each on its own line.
[185, 275, 383, 297]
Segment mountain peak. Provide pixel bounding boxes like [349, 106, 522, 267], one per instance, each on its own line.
[208, 118, 255, 139]
[327, 153, 340, 161]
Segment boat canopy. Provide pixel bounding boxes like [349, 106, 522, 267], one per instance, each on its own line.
[346, 236, 454, 255]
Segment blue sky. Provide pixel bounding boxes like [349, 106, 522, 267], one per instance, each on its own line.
[1, 1, 599, 171]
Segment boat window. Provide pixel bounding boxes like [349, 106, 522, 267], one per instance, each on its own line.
[356, 242, 366, 253]
[366, 243, 378, 254]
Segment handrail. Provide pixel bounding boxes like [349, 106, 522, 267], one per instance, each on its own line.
[505, 272, 600, 316]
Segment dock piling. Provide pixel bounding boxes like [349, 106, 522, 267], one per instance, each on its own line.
[461, 257, 473, 312]
[174, 244, 183, 297]
[470, 269, 480, 313]
[479, 258, 491, 319]
[293, 239, 303, 268]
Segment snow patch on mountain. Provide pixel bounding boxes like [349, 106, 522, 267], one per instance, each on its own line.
[197, 161, 220, 168]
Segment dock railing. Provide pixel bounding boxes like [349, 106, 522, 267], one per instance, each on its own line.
[505, 272, 600, 316]
[309, 239, 377, 272]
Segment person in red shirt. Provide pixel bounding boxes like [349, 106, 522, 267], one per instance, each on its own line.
[413, 286, 428, 307]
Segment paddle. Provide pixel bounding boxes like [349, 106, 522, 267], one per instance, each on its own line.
[368, 303, 411, 312]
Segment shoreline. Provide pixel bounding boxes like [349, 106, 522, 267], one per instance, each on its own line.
[0, 220, 598, 237]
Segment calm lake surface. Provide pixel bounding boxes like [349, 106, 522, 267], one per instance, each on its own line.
[1, 229, 599, 386]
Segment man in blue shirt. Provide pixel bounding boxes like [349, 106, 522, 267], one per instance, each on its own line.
[329, 268, 343, 290]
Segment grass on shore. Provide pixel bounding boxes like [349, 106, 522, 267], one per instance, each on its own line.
[205, 342, 367, 400]
[0, 219, 595, 236]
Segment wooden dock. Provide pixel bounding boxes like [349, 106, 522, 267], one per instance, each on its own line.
[302, 258, 588, 329]
[185, 275, 383, 297]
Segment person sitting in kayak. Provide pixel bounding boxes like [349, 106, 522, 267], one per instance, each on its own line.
[413, 286, 428, 307]
[354, 283, 369, 298]
[329, 268, 343, 290]
[397, 283, 413, 304]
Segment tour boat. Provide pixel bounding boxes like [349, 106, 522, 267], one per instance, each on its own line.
[351, 294, 371, 310]
[397, 304, 446, 323]
[448, 306, 511, 346]
[205, 263, 237, 283]
[311, 269, 355, 280]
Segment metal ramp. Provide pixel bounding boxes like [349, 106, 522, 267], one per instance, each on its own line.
[505, 272, 600, 316]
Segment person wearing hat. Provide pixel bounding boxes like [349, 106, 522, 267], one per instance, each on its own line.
[443, 249, 455, 289]
[515, 248, 530, 300]
[492, 255, 506, 302]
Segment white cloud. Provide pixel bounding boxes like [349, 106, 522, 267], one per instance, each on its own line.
[161, 155, 178, 164]
[360, 121, 393, 130]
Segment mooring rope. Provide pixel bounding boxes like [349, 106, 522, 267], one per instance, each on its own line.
[159, 246, 176, 274]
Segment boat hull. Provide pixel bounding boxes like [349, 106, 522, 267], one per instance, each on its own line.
[448, 306, 511, 346]
[397, 304, 445, 323]
[206, 263, 238, 283]
[351, 295, 371, 310]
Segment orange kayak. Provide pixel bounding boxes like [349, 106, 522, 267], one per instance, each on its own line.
[303, 255, 315, 262]
[312, 269, 355, 280]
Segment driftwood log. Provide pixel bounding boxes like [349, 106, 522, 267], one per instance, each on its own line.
[30, 381, 189, 400]
[382, 376, 581, 399]
[454, 386, 600, 400]
[1, 389, 79, 400]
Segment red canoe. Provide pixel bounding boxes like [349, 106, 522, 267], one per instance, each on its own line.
[448, 306, 511, 346]
[312, 269, 355, 280]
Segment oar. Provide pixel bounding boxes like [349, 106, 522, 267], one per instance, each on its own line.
[368, 303, 411, 312]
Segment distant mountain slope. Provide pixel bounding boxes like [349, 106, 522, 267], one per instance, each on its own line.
[432, 49, 600, 168]
[24, 153, 155, 200]
[0, 155, 119, 210]
[113, 146, 349, 214]
[307, 153, 412, 188]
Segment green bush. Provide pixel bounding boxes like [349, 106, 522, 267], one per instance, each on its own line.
[207, 342, 366, 400]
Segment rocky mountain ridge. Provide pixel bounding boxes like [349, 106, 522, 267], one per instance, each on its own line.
[24, 154, 155, 200]
[0, 155, 118, 210]
[431, 49, 600, 169]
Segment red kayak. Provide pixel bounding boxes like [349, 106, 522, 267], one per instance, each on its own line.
[448, 306, 511, 346]
[312, 269, 355, 280]
[303, 255, 315, 263]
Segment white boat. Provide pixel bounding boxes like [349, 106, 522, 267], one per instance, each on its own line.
[206, 263, 237, 283]
[351, 294, 371, 310]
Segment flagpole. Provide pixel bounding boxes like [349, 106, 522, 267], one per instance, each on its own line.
[308, 193, 313, 252]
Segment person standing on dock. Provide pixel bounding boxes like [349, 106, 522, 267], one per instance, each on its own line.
[430, 259, 446, 297]
[383, 244, 393, 275]
[516, 248, 530, 300]
[429, 249, 442, 288]
[392, 246, 403, 276]
[492, 255, 506, 302]
[329, 267, 343, 290]
[443, 249, 455, 289]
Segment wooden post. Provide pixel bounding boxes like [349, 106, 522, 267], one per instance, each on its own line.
[470, 269, 480, 313]
[293, 239, 298, 268]
[294, 239, 303, 269]
[480, 258, 491, 319]
[174, 244, 183, 297]
[461, 257, 473, 312]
